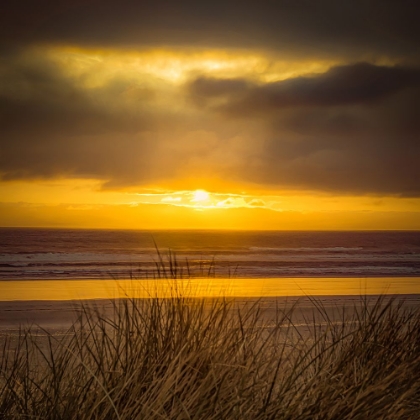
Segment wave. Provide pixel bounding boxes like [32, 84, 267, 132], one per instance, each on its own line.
[249, 247, 364, 252]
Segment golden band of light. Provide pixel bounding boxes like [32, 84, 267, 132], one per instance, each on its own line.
[1, 277, 420, 301]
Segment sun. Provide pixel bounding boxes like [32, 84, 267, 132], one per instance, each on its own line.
[192, 189, 210, 202]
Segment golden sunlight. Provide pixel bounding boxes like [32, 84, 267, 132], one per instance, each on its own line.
[192, 189, 210, 203]
[41, 46, 342, 86]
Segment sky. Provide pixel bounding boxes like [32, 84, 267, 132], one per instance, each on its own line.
[1, 0, 419, 229]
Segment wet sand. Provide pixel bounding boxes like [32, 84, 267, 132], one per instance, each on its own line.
[1, 277, 420, 339]
[1, 276, 420, 301]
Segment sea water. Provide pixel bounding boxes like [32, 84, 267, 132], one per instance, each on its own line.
[1, 228, 420, 280]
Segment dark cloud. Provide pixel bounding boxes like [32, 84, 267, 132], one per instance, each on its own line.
[0, 52, 253, 187]
[1, 0, 419, 61]
[187, 63, 420, 196]
[188, 78, 251, 108]
[188, 63, 420, 114]
[1, 52, 419, 196]
[0, 52, 163, 183]
[0, 52, 154, 136]
[259, 96, 420, 197]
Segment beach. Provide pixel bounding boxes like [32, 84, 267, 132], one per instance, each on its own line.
[0, 275, 419, 326]
[2, 280, 420, 339]
[1, 228, 420, 333]
[2, 228, 420, 336]
[2, 229, 420, 418]
[3, 234, 420, 416]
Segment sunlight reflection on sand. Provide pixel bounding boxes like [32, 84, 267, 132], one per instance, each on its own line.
[1, 277, 420, 301]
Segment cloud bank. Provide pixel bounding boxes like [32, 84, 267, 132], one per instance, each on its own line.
[2, 0, 419, 62]
[1, 0, 419, 198]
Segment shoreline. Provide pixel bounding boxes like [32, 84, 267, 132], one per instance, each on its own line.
[2, 273, 420, 281]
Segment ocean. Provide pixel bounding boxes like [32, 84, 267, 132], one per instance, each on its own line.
[1, 228, 420, 280]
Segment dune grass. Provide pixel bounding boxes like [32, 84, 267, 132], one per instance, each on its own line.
[1, 288, 420, 419]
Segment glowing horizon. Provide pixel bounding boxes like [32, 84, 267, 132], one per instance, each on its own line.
[1, 179, 420, 230]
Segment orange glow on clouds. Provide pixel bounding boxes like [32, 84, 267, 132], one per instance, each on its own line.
[0, 46, 418, 230]
[43, 46, 343, 86]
